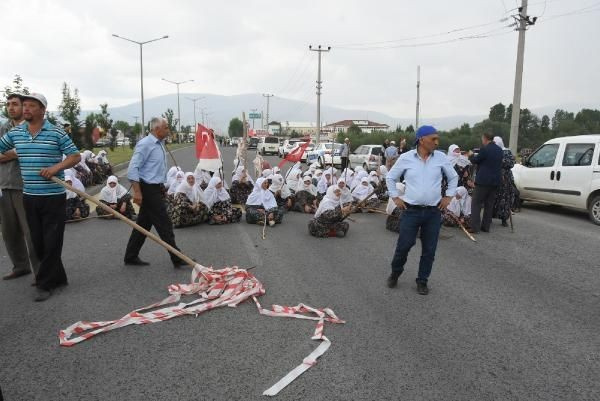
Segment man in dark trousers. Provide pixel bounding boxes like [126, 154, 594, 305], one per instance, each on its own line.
[340, 137, 350, 169]
[124, 117, 186, 267]
[385, 125, 458, 295]
[0, 93, 81, 301]
[468, 132, 503, 233]
[0, 93, 39, 282]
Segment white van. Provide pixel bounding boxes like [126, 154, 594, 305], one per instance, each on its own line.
[257, 136, 280, 155]
[512, 135, 600, 225]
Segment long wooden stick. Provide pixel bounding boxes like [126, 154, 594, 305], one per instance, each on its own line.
[509, 210, 515, 233]
[446, 212, 477, 242]
[52, 176, 197, 268]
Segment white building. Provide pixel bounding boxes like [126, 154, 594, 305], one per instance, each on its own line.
[323, 119, 390, 134]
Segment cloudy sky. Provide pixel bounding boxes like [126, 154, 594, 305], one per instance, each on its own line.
[1, 0, 598, 120]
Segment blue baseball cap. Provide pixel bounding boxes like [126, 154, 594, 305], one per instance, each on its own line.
[415, 125, 437, 145]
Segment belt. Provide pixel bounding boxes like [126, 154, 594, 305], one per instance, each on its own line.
[140, 181, 163, 187]
[405, 203, 438, 209]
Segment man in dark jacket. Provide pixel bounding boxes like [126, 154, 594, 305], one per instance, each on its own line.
[468, 132, 503, 233]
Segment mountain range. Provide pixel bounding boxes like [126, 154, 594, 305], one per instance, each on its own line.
[81, 93, 596, 133]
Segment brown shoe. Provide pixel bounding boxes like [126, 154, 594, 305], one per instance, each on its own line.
[3, 270, 31, 280]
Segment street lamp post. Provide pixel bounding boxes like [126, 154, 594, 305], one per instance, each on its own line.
[186, 96, 205, 129]
[112, 34, 169, 136]
[162, 78, 194, 142]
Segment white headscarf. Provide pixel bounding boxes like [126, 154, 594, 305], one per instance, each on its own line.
[82, 150, 95, 162]
[315, 186, 341, 218]
[493, 136, 507, 150]
[95, 150, 109, 164]
[341, 168, 355, 188]
[352, 177, 376, 202]
[166, 166, 182, 189]
[232, 166, 254, 185]
[269, 174, 291, 199]
[447, 144, 470, 167]
[194, 169, 212, 186]
[378, 165, 388, 179]
[285, 162, 303, 190]
[447, 186, 471, 217]
[369, 170, 380, 185]
[296, 174, 318, 196]
[386, 182, 406, 215]
[272, 166, 281, 175]
[168, 171, 185, 194]
[203, 176, 230, 208]
[337, 178, 353, 204]
[176, 172, 204, 204]
[64, 175, 78, 199]
[99, 175, 128, 204]
[317, 170, 334, 194]
[261, 168, 273, 178]
[246, 177, 278, 209]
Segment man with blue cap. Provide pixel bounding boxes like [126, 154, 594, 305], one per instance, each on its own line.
[385, 125, 458, 295]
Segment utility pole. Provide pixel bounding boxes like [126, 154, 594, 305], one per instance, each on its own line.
[262, 94, 274, 133]
[112, 34, 169, 135]
[416, 65, 421, 130]
[309, 45, 331, 146]
[509, 0, 537, 155]
[186, 96, 204, 128]
[162, 78, 194, 142]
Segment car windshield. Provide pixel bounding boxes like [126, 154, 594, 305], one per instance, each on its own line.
[370, 147, 382, 155]
[249, 138, 259, 144]
[265, 137, 279, 143]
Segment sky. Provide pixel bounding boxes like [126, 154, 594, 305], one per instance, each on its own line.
[1, 0, 598, 121]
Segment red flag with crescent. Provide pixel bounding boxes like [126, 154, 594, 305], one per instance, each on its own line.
[195, 124, 222, 173]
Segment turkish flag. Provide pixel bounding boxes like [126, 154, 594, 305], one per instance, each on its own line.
[195, 124, 222, 173]
[278, 140, 311, 168]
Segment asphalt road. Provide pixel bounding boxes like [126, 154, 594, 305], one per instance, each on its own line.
[1, 146, 599, 401]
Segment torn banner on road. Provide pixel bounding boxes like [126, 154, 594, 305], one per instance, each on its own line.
[58, 264, 344, 397]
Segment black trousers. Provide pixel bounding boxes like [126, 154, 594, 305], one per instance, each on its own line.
[23, 194, 68, 290]
[341, 157, 349, 169]
[124, 182, 183, 264]
[471, 184, 498, 232]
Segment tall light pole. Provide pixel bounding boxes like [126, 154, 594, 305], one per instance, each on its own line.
[262, 94, 274, 133]
[112, 34, 169, 135]
[416, 65, 421, 130]
[162, 78, 194, 140]
[309, 45, 331, 145]
[186, 96, 204, 128]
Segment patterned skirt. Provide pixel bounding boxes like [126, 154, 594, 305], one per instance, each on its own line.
[168, 194, 210, 228]
[230, 181, 253, 205]
[96, 195, 136, 220]
[385, 207, 403, 233]
[308, 218, 349, 238]
[209, 201, 242, 225]
[245, 205, 284, 225]
[442, 209, 472, 230]
[290, 191, 317, 213]
[66, 197, 90, 220]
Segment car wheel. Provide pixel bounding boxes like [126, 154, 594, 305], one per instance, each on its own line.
[588, 194, 600, 225]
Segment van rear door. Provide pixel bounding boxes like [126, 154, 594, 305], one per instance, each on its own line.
[553, 142, 596, 209]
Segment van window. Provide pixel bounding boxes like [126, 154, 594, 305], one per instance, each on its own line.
[371, 147, 383, 156]
[528, 144, 559, 168]
[265, 137, 279, 144]
[562, 143, 595, 166]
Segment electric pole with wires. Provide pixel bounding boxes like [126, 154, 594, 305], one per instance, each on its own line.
[309, 45, 331, 146]
[509, 0, 537, 155]
[262, 94, 274, 133]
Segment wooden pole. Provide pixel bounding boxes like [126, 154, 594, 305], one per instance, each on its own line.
[52, 176, 197, 268]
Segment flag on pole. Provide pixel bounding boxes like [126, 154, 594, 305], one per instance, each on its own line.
[278, 140, 311, 168]
[195, 124, 222, 173]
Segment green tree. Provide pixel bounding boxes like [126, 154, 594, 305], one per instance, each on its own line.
[132, 122, 142, 137]
[96, 103, 116, 150]
[82, 113, 97, 150]
[113, 120, 131, 133]
[541, 115, 550, 133]
[58, 82, 82, 148]
[405, 125, 414, 133]
[45, 112, 59, 125]
[574, 109, 600, 134]
[347, 124, 362, 136]
[489, 103, 506, 122]
[2, 74, 30, 118]
[228, 117, 243, 137]
[162, 108, 178, 137]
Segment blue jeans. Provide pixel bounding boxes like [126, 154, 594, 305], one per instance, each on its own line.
[391, 207, 442, 283]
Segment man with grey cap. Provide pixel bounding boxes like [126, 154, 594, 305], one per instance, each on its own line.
[0, 93, 81, 301]
[0, 93, 39, 282]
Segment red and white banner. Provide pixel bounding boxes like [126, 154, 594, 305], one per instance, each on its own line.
[195, 124, 222, 173]
[58, 264, 344, 396]
[278, 139, 311, 168]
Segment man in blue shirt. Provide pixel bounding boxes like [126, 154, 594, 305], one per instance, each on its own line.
[385, 125, 458, 295]
[124, 117, 185, 268]
[0, 93, 81, 301]
[468, 132, 503, 233]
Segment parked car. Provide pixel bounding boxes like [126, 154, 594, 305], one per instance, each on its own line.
[94, 138, 110, 147]
[287, 142, 314, 163]
[257, 136, 280, 155]
[349, 144, 384, 171]
[116, 138, 131, 146]
[279, 138, 304, 157]
[247, 137, 260, 149]
[512, 134, 600, 225]
[306, 142, 343, 168]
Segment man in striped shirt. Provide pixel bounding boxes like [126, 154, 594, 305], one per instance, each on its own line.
[0, 93, 81, 301]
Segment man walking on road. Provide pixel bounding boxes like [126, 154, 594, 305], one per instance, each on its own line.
[124, 117, 186, 268]
[0, 93, 81, 301]
[0, 93, 39, 282]
[468, 132, 503, 233]
[385, 125, 457, 295]
[340, 137, 350, 169]
[384, 140, 399, 170]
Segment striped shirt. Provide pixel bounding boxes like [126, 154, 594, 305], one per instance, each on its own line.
[0, 120, 79, 195]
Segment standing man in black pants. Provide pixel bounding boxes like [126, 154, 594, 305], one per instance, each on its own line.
[385, 125, 457, 295]
[0, 93, 81, 301]
[468, 132, 503, 233]
[340, 137, 350, 169]
[124, 117, 186, 267]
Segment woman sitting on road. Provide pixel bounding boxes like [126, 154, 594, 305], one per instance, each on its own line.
[230, 166, 254, 205]
[291, 174, 318, 214]
[245, 177, 283, 226]
[65, 174, 90, 221]
[168, 172, 210, 228]
[96, 175, 135, 220]
[442, 186, 472, 230]
[308, 186, 351, 238]
[204, 176, 242, 225]
[167, 171, 185, 196]
[385, 182, 405, 233]
[95, 150, 113, 177]
[336, 177, 354, 207]
[269, 173, 293, 210]
[352, 177, 380, 211]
